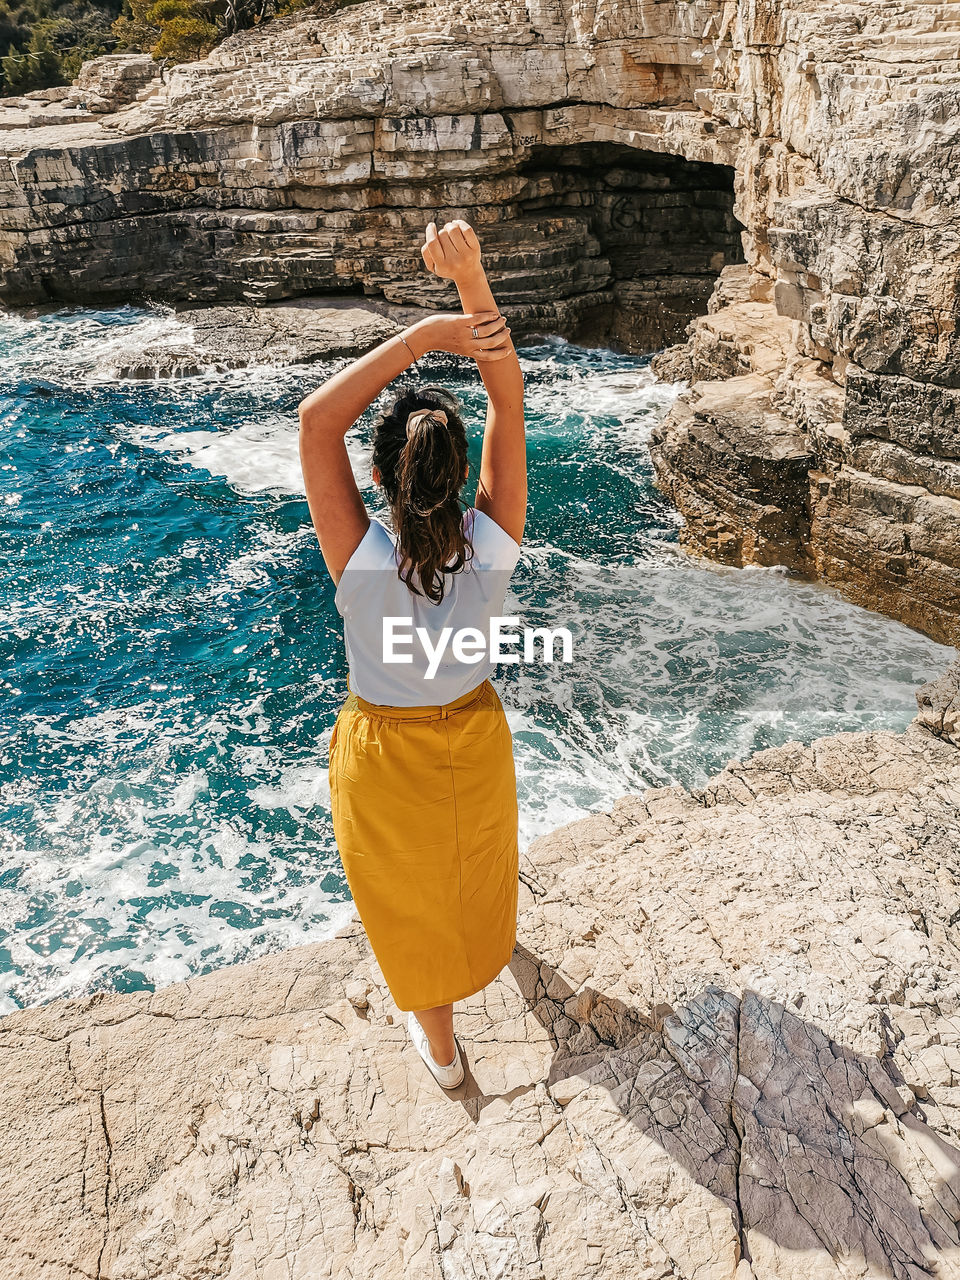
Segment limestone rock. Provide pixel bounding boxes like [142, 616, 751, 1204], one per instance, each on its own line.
[116, 292, 596, 377]
[649, 260, 960, 644]
[119, 299, 408, 377]
[23, 87, 73, 103]
[0, 683, 959, 1277]
[0, 0, 957, 638]
[917, 656, 960, 746]
[0, 103, 98, 128]
[70, 55, 163, 112]
[649, 373, 815, 570]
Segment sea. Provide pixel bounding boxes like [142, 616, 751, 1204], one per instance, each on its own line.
[0, 303, 951, 1013]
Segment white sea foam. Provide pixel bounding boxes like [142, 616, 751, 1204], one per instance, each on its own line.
[1, 682, 358, 1013]
[132, 414, 374, 497]
[0, 304, 197, 384]
[1, 306, 953, 1011]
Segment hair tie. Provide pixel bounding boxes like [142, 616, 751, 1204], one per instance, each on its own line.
[405, 407, 448, 440]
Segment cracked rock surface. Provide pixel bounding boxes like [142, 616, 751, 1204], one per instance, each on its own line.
[0, 694, 958, 1278]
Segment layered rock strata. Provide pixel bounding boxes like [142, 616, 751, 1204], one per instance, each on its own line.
[0, 671, 958, 1278]
[649, 256, 960, 646]
[0, 14, 750, 351]
[0, 0, 957, 637]
[0, 113, 744, 355]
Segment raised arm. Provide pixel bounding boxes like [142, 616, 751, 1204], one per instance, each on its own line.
[298, 307, 512, 585]
[422, 220, 527, 545]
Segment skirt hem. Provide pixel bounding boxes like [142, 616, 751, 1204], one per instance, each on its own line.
[391, 943, 517, 1013]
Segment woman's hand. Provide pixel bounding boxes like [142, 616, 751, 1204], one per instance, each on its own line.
[405, 311, 513, 362]
[421, 219, 484, 282]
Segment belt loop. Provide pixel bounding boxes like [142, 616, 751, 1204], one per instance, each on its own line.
[440, 704, 449, 720]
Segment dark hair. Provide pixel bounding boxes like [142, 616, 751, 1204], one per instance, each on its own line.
[371, 384, 474, 604]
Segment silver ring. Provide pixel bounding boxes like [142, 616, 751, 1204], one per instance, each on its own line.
[471, 327, 478, 339]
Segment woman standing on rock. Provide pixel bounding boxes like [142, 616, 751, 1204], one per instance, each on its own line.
[298, 220, 526, 1089]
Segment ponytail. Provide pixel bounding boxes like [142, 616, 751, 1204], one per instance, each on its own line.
[371, 385, 473, 604]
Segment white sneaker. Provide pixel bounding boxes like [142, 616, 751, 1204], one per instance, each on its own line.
[407, 1011, 465, 1088]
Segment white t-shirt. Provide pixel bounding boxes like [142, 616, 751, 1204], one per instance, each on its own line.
[334, 507, 522, 706]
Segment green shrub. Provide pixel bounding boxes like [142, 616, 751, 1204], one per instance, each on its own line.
[149, 10, 215, 58]
[0, 1, 121, 93]
[0, 0, 358, 93]
[2, 27, 62, 91]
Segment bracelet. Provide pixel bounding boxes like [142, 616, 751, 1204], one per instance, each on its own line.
[399, 333, 421, 371]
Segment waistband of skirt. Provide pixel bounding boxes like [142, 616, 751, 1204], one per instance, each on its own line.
[346, 677, 490, 721]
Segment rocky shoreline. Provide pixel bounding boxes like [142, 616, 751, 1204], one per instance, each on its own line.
[0, 0, 957, 642]
[1, 5, 959, 1270]
[0, 660, 958, 1277]
[115, 297, 409, 378]
[647, 261, 960, 647]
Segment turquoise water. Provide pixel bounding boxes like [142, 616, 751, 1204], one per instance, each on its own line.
[0, 304, 952, 1013]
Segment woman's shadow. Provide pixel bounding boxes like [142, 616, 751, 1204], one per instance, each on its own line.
[452, 941, 960, 1276]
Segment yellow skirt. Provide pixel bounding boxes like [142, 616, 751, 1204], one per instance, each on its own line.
[328, 677, 519, 1011]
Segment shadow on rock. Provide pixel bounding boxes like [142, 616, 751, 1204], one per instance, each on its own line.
[459, 941, 960, 1278]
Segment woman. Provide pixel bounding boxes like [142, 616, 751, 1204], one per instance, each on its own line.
[298, 219, 526, 1090]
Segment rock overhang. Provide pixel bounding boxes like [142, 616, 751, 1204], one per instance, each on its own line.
[0, 0, 957, 642]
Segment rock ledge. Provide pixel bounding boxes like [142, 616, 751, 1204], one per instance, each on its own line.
[1, 678, 959, 1278]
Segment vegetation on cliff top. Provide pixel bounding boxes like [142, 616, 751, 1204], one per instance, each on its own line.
[0, 0, 320, 94]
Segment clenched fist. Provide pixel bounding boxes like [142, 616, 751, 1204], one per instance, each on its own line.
[421, 219, 484, 282]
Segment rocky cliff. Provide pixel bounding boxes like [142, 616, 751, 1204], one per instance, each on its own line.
[2, 13, 958, 1274]
[0, 5, 751, 350]
[0, 0, 956, 642]
[0, 662, 958, 1279]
